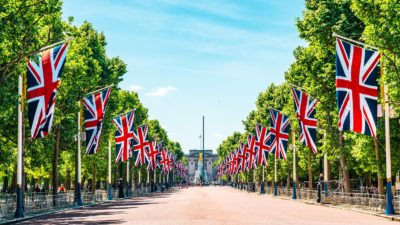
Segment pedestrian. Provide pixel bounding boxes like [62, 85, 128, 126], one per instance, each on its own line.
[59, 184, 65, 193]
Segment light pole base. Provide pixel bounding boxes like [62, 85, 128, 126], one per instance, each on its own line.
[385, 181, 395, 215]
[107, 183, 113, 200]
[14, 187, 24, 218]
[260, 182, 265, 194]
[274, 182, 278, 196]
[324, 182, 329, 196]
[292, 181, 297, 200]
[75, 183, 83, 206]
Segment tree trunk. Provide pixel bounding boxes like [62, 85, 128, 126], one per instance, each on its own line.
[53, 124, 61, 206]
[3, 176, 8, 192]
[66, 170, 71, 190]
[91, 163, 96, 193]
[113, 167, 118, 189]
[374, 139, 384, 195]
[308, 153, 313, 191]
[339, 131, 351, 192]
[11, 166, 17, 192]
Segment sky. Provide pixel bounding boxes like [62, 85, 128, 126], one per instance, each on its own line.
[62, 0, 305, 153]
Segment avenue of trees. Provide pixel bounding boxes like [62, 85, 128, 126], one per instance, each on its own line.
[0, 0, 183, 193]
[216, 0, 400, 195]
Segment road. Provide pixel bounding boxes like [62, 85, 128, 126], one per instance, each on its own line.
[16, 186, 395, 225]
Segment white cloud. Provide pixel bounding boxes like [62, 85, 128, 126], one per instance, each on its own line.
[129, 85, 143, 92]
[145, 86, 176, 97]
[212, 133, 226, 141]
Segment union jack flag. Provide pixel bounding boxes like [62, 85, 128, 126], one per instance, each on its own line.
[237, 144, 247, 173]
[83, 87, 112, 154]
[147, 137, 159, 171]
[132, 125, 150, 166]
[245, 135, 257, 171]
[159, 147, 170, 173]
[255, 124, 270, 165]
[229, 150, 238, 175]
[27, 43, 68, 139]
[291, 87, 318, 154]
[113, 110, 134, 162]
[269, 109, 290, 160]
[336, 38, 380, 137]
[168, 153, 175, 172]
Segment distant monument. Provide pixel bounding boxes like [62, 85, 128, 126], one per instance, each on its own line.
[193, 153, 208, 184]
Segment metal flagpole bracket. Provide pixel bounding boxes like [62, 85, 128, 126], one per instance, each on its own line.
[332, 32, 379, 51]
[38, 37, 73, 53]
[84, 84, 114, 97]
[114, 108, 136, 119]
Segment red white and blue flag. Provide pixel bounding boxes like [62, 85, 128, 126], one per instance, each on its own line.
[336, 38, 380, 137]
[237, 144, 247, 173]
[27, 43, 68, 139]
[245, 135, 257, 171]
[147, 137, 159, 171]
[255, 124, 270, 165]
[269, 109, 290, 160]
[132, 125, 150, 166]
[291, 87, 318, 154]
[113, 110, 135, 162]
[159, 147, 170, 173]
[83, 87, 112, 154]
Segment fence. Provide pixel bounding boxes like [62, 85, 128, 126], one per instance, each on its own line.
[0, 184, 173, 222]
[231, 183, 399, 213]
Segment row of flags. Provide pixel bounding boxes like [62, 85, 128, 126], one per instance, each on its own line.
[217, 37, 381, 176]
[23, 36, 379, 178]
[25, 41, 186, 177]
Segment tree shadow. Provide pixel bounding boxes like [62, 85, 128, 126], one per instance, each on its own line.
[15, 189, 181, 225]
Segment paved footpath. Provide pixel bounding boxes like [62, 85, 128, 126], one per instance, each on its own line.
[16, 186, 396, 225]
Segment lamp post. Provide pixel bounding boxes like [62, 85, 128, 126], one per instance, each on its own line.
[202, 116, 205, 184]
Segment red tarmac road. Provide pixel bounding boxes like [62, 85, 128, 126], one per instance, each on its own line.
[16, 186, 396, 225]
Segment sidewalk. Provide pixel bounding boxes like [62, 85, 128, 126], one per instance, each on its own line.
[230, 186, 400, 222]
[0, 189, 170, 225]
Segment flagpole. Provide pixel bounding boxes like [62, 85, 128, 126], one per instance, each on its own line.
[126, 161, 130, 196]
[384, 65, 395, 214]
[260, 165, 265, 194]
[323, 132, 329, 195]
[147, 169, 150, 192]
[108, 134, 112, 200]
[84, 84, 114, 97]
[75, 102, 83, 206]
[38, 37, 73, 52]
[274, 155, 278, 196]
[114, 109, 135, 119]
[14, 75, 24, 218]
[332, 33, 379, 51]
[153, 169, 156, 193]
[292, 130, 297, 200]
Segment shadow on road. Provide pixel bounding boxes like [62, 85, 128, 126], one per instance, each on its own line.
[15, 189, 180, 225]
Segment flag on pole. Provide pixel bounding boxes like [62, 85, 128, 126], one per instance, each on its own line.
[291, 87, 318, 154]
[147, 137, 159, 171]
[132, 125, 150, 166]
[82, 87, 112, 154]
[113, 110, 135, 162]
[269, 109, 290, 160]
[27, 43, 68, 139]
[159, 147, 172, 173]
[255, 124, 270, 165]
[237, 144, 247, 173]
[336, 38, 380, 137]
[245, 135, 257, 171]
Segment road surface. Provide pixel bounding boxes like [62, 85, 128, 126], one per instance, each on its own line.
[16, 186, 395, 225]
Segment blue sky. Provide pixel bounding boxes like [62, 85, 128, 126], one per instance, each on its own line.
[62, 0, 305, 153]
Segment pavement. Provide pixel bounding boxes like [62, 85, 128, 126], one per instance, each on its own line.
[14, 186, 398, 225]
